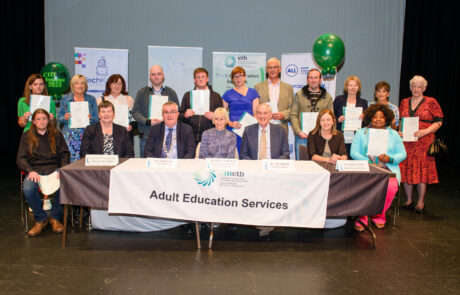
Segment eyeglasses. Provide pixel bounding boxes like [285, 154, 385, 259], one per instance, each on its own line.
[267, 66, 280, 70]
[162, 111, 178, 115]
[233, 75, 245, 79]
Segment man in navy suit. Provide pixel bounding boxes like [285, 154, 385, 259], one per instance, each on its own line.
[144, 102, 195, 158]
[240, 103, 290, 160]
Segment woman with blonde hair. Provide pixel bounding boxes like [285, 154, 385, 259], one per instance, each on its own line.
[199, 107, 237, 159]
[58, 74, 99, 162]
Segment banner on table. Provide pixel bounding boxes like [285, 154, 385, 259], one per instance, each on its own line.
[148, 46, 203, 104]
[74, 47, 129, 99]
[281, 53, 336, 98]
[212, 52, 266, 95]
[108, 159, 330, 228]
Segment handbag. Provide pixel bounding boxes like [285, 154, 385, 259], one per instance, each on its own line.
[427, 136, 447, 157]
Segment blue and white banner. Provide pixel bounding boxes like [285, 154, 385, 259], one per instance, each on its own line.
[281, 53, 336, 99]
[74, 47, 129, 99]
[109, 159, 330, 228]
[148, 46, 203, 105]
[212, 52, 266, 95]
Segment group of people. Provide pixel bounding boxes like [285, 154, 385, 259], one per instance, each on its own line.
[16, 57, 443, 237]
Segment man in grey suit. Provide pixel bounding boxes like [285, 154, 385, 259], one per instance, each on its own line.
[240, 103, 290, 160]
[254, 57, 294, 135]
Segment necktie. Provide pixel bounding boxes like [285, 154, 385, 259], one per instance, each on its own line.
[259, 128, 267, 159]
[162, 128, 173, 158]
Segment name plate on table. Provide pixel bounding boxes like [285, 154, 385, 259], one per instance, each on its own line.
[336, 160, 369, 171]
[146, 158, 178, 169]
[206, 158, 238, 170]
[85, 155, 119, 166]
[262, 159, 295, 171]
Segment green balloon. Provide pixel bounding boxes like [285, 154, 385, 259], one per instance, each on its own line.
[40, 62, 70, 100]
[312, 34, 345, 71]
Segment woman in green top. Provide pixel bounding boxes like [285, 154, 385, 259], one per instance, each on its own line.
[17, 74, 56, 132]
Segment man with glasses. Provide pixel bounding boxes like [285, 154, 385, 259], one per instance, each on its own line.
[179, 68, 223, 143]
[133, 65, 180, 157]
[254, 57, 294, 135]
[144, 101, 195, 159]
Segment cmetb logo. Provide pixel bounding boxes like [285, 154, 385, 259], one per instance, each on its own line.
[285, 64, 298, 77]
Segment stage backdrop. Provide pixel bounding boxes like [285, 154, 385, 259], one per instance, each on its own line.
[74, 47, 129, 99]
[212, 52, 266, 95]
[281, 53, 336, 99]
[148, 46, 202, 104]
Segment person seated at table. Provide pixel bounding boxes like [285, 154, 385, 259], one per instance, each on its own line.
[240, 103, 290, 160]
[199, 107, 237, 159]
[17, 109, 70, 237]
[308, 109, 347, 164]
[350, 104, 406, 231]
[144, 101, 195, 158]
[80, 100, 134, 158]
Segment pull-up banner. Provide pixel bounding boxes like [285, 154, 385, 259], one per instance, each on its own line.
[74, 47, 129, 99]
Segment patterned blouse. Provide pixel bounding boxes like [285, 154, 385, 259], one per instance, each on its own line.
[103, 134, 114, 155]
[199, 128, 237, 159]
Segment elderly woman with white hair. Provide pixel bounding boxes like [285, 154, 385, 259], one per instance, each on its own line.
[199, 107, 237, 158]
[58, 74, 99, 162]
[399, 75, 443, 213]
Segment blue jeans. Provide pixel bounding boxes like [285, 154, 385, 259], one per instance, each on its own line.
[23, 176, 62, 222]
[294, 136, 308, 160]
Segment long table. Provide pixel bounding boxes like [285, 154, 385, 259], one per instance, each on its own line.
[60, 159, 391, 247]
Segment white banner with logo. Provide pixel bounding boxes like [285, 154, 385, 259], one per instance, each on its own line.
[74, 47, 129, 99]
[212, 52, 266, 95]
[109, 159, 330, 228]
[148, 46, 203, 104]
[281, 53, 336, 98]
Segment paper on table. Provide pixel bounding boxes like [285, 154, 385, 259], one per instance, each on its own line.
[149, 95, 168, 120]
[114, 104, 129, 128]
[401, 117, 419, 142]
[38, 171, 60, 195]
[367, 128, 389, 156]
[301, 112, 319, 134]
[30, 95, 51, 120]
[191, 90, 210, 115]
[342, 107, 363, 131]
[267, 101, 280, 125]
[69, 101, 90, 129]
[232, 112, 258, 138]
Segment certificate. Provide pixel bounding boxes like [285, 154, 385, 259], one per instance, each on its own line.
[190, 90, 210, 115]
[267, 101, 280, 125]
[232, 112, 258, 138]
[367, 128, 389, 156]
[38, 171, 60, 195]
[69, 101, 90, 129]
[342, 107, 363, 131]
[401, 117, 419, 142]
[30, 95, 51, 118]
[149, 95, 168, 120]
[114, 104, 129, 128]
[301, 112, 318, 134]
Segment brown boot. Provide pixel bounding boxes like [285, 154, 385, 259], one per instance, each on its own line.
[50, 218, 64, 234]
[28, 219, 49, 237]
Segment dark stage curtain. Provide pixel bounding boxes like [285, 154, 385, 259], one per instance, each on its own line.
[400, 0, 459, 167]
[1, 1, 45, 168]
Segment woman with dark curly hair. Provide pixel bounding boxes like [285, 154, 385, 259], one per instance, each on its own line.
[350, 104, 406, 231]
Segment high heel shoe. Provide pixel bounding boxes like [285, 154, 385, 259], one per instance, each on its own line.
[414, 206, 425, 214]
[401, 202, 414, 210]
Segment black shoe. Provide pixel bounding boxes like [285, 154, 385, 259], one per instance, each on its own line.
[401, 202, 414, 210]
[414, 206, 425, 214]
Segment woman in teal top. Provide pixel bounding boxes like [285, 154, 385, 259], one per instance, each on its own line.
[351, 104, 406, 230]
[17, 74, 56, 132]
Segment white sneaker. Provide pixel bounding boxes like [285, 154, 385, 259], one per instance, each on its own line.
[43, 199, 52, 211]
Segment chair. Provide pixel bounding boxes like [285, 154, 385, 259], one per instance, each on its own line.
[298, 145, 310, 160]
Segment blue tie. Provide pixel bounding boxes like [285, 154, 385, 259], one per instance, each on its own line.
[162, 128, 173, 158]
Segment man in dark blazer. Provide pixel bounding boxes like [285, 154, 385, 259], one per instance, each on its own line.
[80, 101, 134, 158]
[240, 103, 290, 160]
[144, 101, 195, 158]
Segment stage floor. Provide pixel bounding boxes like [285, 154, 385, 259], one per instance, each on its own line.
[1, 165, 459, 294]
